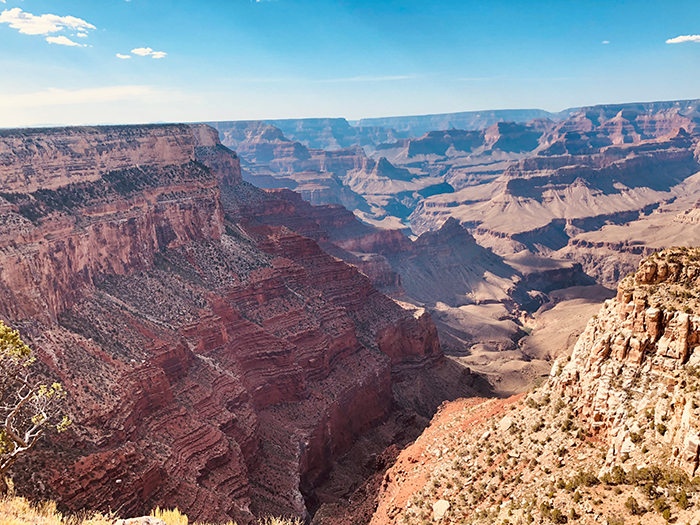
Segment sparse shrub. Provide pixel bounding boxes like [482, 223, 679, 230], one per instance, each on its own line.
[676, 489, 690, 510]
[657, 423, 668, 436]
[607, 517, 624, 525]
[561, 417, 574, 432]
[566, 469, 600, 491]
[611, 465, 627, 485]
[630, 431, 644, 444]
[550, 508, 567, 523]
[654, 496, 670, 514]
[625, 496, 644, 515]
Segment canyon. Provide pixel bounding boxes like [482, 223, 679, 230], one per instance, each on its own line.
[206, 101, 700, 395]
[0, 124, 476, 523]
[3, 98, 700, 525]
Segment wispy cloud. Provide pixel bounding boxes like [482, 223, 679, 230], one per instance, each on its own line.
[46, 35, 84, 47]
[602, 40, 610, 44]
[0, 8, 94, 36]
[319, 74, 416, 83]
[116, 53, 131, 59]
[0, 86, 162, 109]
[456, 75, 507, 81]
[666, 34, 700, 44]
[131, 46, 167, 58]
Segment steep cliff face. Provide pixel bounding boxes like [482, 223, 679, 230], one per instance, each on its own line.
[549, 247, 700, 476]
[0, 125, 446, 523]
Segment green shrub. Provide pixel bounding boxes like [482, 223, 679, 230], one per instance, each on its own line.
[625, 496, 643, 515]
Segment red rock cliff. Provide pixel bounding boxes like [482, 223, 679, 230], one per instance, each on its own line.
[0, 124, 443, 523]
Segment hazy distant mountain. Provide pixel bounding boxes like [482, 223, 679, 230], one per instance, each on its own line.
[261, 117, 406, 150]
[352, 108, 576, 137]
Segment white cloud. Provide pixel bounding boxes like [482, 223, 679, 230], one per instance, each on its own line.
[666, 34, 700, 44]
[131, 46, 153, 56]
[116, 53, 131, 59]
[131, 46, 167, 58]
[0, 7, 95, 36]
[602, 40, 610, 44]
[76, 32, 87, 38]
[46, 35, 84, 47]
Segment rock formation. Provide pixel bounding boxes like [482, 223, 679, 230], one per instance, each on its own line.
[550, 247, 700, 476]
[366, 249, 700, 525]
[0, 124, 460, 523]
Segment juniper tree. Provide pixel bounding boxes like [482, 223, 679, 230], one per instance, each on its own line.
[0, 321, 69, 491]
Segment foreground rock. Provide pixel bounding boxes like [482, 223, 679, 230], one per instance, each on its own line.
[368, 249, 700, 524]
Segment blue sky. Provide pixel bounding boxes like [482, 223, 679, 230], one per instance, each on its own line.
[0, 0, 699, 126]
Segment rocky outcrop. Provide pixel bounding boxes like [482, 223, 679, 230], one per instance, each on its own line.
[190, 124, 243, 186]
[0, 125, 447, 523]
[366, 249, 700, 525]
[549, 248, 700, 476]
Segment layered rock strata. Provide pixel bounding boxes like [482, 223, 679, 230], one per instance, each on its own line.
[0, 125, 445, 523]
[366, 249, 700, 525]
[549, 247, 700, 476]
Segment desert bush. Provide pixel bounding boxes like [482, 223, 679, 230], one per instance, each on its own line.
[151, 508, 188, 525]
[624, 496, 644, 515]
[611, 465, 627, 485]
[565, 469, 599, 491]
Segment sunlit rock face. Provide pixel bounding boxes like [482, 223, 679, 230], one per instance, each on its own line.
[0, 124, 446, 523]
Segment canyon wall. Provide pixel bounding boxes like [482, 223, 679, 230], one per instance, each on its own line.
[366, 249, 700, 525]
[0, 125, 447, 523]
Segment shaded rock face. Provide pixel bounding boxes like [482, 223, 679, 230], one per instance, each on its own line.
[0, 125, 445, 523]
[549, 248, 700, 476]
[190, 124, 243, 186]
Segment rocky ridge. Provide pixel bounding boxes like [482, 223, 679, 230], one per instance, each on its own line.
[366, 249, 700, 524]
